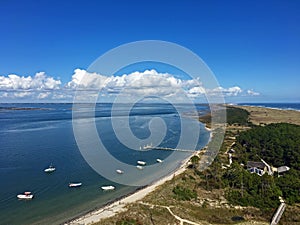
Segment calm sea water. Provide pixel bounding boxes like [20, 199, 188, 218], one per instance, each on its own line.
[0, 103, 210, 225]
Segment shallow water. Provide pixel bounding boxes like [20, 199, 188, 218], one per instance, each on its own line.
[0, 103, 210, 225]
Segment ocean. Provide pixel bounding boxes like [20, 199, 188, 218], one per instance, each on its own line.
[0, 103, 210, 225]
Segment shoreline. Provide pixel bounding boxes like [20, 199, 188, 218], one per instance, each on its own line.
[66, 151, 198, 225]
[66, 113, 213, 224]
[67, 104, 299, 225]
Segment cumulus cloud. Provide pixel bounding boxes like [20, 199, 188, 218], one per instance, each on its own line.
[67, 69, 183, 92]
[13, 92, 33, 98]
[0, 72, 61, 90]
[0, 69, 260, 101]
[247, 89, 260, 96]
[38, 92, 51, 99]
[209, 86, 243, 96]
[187, 86, 206, 98]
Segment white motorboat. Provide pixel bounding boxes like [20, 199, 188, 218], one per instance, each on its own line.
[136, 165, 144, 170]
[116, 169, 124, 174]
[44, 164, 56, 173]
[101, 185, 115, 191]
[69, 182, 82, 188]
[142, 143, 153, 150]
[156, 158, 163, 163]
[17, 192, 33, 200]
[137, 160, 146, 166]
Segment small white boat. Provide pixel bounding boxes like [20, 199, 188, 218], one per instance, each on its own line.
[136, 165, 144, 170]
[44, 164, 56, 173]
[156, 158, 163, 163]
[101, 185, 115, 191]
[17, 192, 33, 200]
[142, 143, 153, 149]
[137, 160, 146, 166]
[116, 169, 124, 174]
[69, 183, 82, 188]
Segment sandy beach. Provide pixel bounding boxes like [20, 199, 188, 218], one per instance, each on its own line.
[66, 152, 197, 225]
[233, 105, 300, 126]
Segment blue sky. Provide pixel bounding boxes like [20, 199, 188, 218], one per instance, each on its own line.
[0, 0, 299, 102]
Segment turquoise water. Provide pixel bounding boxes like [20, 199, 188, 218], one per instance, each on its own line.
[0, 103, 210, 225]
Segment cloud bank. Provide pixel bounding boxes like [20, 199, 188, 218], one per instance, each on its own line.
[0, 69, 259, 102]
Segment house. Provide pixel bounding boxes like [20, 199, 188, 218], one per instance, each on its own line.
[247, 159, 274, 176]
[247, 161, 267, 176]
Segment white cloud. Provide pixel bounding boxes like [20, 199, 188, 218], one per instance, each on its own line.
[38, 92, 51, 99]
[13, 92, 33, 98]
[187, 86, 206, 98]
[247, 89, 260, 96]
[66, 69, 186, 98]
[209, 86, 242, 96]
[66, 69, 112, 90]
[0, 72, 61, 90]
[0, 69, 260, 101]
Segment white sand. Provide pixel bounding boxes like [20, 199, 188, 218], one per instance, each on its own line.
[66, 154, 195, 225]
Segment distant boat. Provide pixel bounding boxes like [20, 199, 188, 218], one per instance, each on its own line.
[17, 191, 33, 200]
[116, 169, 124, 174]
[101, 185, 115, 191]
[137, 160, 146, 166]
[142, 143, 153, 150]
[156, 158, 163, 163]
[136, 165, 144, 170]
[69, 183, 82, 188]
[44, 164, 56, 173]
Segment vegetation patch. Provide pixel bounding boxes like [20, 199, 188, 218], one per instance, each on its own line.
[116, 216, 142, 225]
[172, 185, 197, 201]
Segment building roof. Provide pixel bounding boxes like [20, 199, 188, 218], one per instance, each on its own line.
[247, 161, 266, 169]
[277, 166, 290, 173]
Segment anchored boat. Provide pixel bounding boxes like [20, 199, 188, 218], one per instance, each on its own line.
[116, 169, 124, 174]
[44, 164, 56, 173]
[17, 192, 34, 200]
[69, 182, 82, 188]
[137, 160, 146, 166]
[101, 185, 115, 191]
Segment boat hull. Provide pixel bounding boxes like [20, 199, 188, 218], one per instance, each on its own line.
[17, 194, 33, 200]
[69, 183, 82, 187]
[137, 161, 146, 165]
[44, 168, 56, 173]
[101, 186, 115, 191]
[116, 169, 124, 174]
